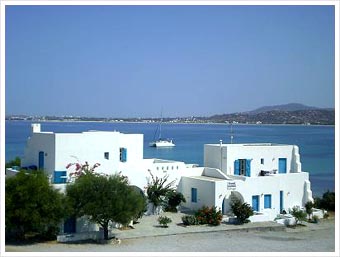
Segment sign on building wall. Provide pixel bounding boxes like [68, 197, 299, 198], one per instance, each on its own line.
[227, 182, 236, 190]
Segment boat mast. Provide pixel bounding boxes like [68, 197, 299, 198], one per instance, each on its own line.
[159, 110, 163, 140]
[230, 123, 234, 144]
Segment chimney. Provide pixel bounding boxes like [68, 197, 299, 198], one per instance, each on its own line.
[32, 123, 41, 133]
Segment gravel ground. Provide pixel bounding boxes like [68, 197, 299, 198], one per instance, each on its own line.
[5, 215, 336, 254]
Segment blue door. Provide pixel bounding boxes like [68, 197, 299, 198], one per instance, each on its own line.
[264, 194, 272, 209]
[64, 217, 76, 233]
[280, 191, 284, 213]
[252, 195, 259, 212]
[38, 151, 44, 170]
[278, 158, 287, 174]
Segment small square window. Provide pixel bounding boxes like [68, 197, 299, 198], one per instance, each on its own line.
[104, 152, 109, 160]
[261, 158, 264, 165]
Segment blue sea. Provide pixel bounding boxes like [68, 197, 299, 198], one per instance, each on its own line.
[5, 121, 335, 197]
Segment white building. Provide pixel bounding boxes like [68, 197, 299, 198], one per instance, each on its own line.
[16, 124, 314, 238]
[178, 143, 313, 221]
[21, 124, 201, 192]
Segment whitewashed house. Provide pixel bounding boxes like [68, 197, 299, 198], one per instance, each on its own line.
[21, 124, 201, 193]
[178, 142, 313, 222]
[16, 124, 314, 239]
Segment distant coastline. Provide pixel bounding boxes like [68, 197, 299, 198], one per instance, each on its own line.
[5, 118, 335, 127]
[6, 103, 335, 125]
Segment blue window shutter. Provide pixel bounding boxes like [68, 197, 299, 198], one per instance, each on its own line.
[280, 191, 284, 212]
[246, 159, 251, 177]
[122, 148, 127, 162]
[264, 194, 272, 208]
[234, 160, 240, 175]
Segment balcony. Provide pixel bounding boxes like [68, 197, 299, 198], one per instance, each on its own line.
[259, 169, 277, 176]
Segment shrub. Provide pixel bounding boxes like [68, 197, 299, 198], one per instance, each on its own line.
[313, 191, 335, 211]
[323, 212, 329, 219]
[146, 172, 175, 214]
[311, 215, 319, 224]
[230, 198, 254, 224]
[181, 215, 199, 226]
[6, 170, 65, 241]
[290, 206, 307, 225]
[195, 206, 223, 226]
[305, 201, 314, 220]
[158, 216, 172, 227]
[165, 190, 186, 212]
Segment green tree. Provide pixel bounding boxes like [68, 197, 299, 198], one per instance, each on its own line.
[5, 157, 21, 169]
[290, 206, 307, 225]
[146, 172, 175, 214]
[305, 201, 314, 221]
[230, 197, 254, 224]
[313, 190, 335, 211]
[5, 170, 65, 241]
[66, 172, 145, 240]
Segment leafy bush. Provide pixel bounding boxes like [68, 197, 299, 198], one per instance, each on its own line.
[158, 216, 172, 227]
[6, 170, 65, 241]
[305, 201, 314, 220]
[195, 206, 223, 226]
[230, 198, 254, 224]
[146, 172, 175, 214]
[5, 157, 21, 169]
[165, 190, 186, 212]
[314, 191, 335, 211]
[181, 215, 199, 226]
[290, 206, 307, 225]
[311, 215, 319, 224]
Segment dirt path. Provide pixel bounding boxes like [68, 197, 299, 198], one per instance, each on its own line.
[5, 218, 336, 254]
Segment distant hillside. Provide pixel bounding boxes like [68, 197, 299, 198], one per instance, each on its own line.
[208, 104, 335, 125]
[247, 103, 320, 114]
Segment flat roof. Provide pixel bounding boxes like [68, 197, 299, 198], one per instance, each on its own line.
[153, 159, 182, 164]
[206, 143, 288, 147]
[187, 176, 226, 182]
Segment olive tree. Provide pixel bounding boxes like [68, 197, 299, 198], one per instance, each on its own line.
[66, 171, 146, 240]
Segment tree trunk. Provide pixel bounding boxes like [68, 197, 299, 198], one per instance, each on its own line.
[103, 225, 109, 240]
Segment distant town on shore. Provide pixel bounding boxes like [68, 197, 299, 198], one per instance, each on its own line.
[6, 103, 335, 125]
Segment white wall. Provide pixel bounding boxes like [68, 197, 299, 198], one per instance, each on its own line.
[55, 131, 144, 176]
[179, 176, 220, 211]
[179, 169, 311, 220]
[204, 144, 301, 177]
[21, 132, 56, 177]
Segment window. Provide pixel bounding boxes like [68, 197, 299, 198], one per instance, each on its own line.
[234, 159, 251, 177]
[191, 188, 197, 203]
[54, 171, 67, 184]
[104, 152, 109, 160]
[119, 148, 127, 162]
[261, 158, 264, 165]
[264, 194, 272, 209]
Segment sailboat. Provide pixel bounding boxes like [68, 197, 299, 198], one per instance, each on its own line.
[149, 116, 175, 147]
